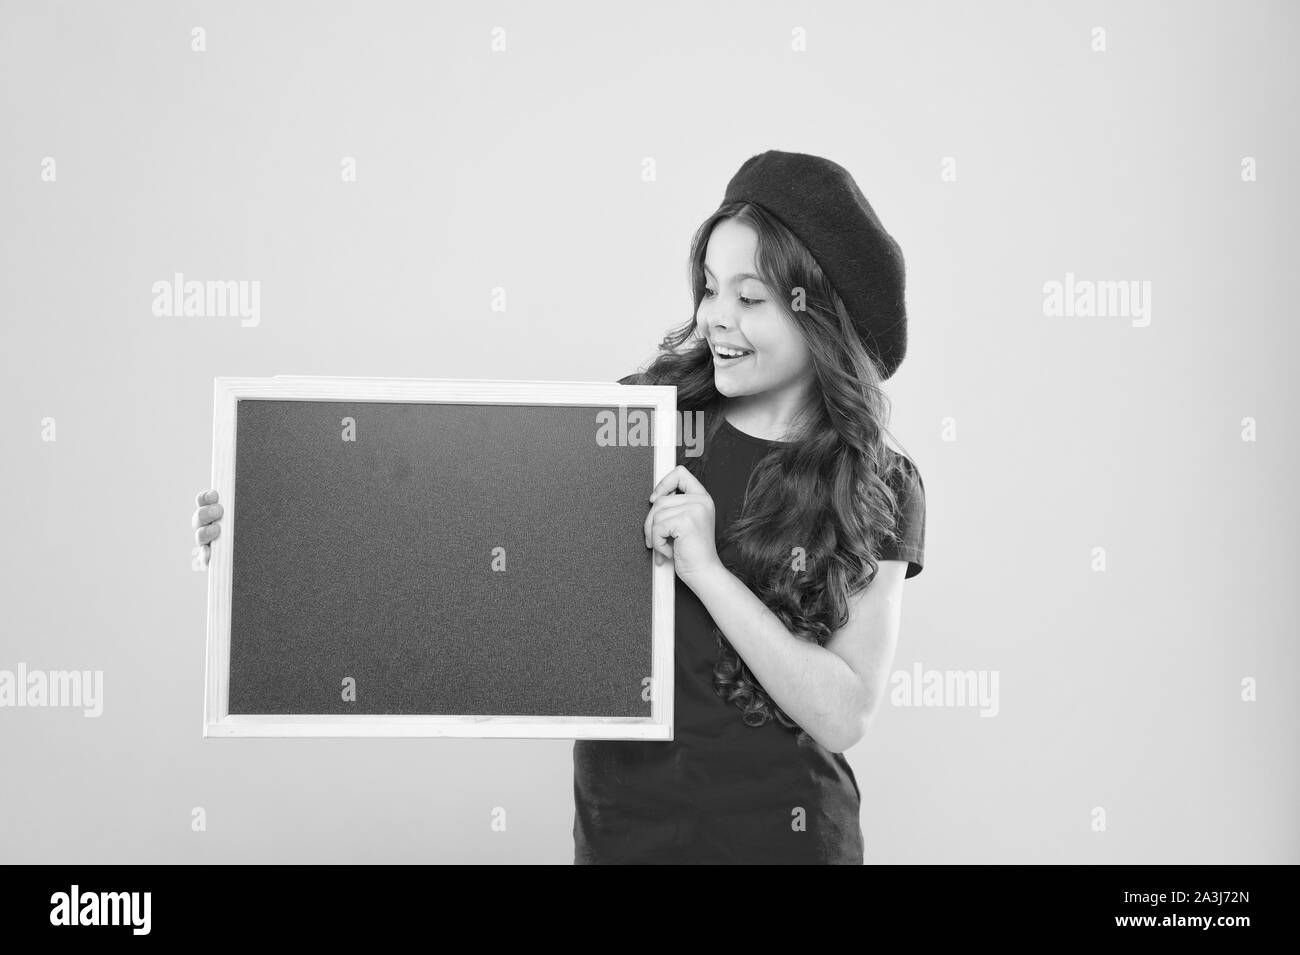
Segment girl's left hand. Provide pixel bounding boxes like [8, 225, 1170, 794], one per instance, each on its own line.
[644, 465, 722, 585]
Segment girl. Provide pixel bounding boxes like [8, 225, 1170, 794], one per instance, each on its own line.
[192, 150, 925, 866]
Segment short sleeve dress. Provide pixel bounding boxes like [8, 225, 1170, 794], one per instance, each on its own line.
[572, 408, 926, 864]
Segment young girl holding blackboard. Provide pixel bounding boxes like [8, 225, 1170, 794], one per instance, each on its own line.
[191, 149, 925, 865]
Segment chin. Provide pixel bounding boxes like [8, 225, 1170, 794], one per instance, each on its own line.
[713, 377, 755, 398]
[713, 375, 739, 396]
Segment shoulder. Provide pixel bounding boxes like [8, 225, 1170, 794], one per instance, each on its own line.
[883, 447, 925, 498]
[875, 447, 926, 578]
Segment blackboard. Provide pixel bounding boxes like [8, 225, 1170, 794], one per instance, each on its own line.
[203, 377, 677, 739]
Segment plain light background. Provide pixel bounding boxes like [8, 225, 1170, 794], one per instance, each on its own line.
[1, 0, 1295, 864]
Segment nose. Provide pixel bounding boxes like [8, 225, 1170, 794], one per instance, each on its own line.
[701, 314, 733, 346]
[702, 299, 736, 334]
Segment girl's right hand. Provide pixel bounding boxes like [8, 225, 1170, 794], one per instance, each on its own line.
[192, 489, 224, 568]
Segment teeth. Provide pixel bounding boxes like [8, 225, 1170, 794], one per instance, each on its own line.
[716, 345, 751, 357]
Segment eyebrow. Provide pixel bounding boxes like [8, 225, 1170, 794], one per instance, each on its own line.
[703, 264, 764, 283]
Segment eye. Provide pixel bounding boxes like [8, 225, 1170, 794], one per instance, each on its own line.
[701, 285, 763, 305]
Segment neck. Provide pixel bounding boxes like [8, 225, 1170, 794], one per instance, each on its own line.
[722, 384, 810, 443]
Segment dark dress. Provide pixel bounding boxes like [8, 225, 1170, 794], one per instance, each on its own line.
[572, 410, 927, 864]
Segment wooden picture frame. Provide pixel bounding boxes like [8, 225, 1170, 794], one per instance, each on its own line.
[203, 376, 677, 740]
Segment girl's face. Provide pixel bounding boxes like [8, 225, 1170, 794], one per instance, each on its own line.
[696, 218, 814, 402]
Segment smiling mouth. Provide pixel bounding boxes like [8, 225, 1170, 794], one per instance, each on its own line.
[713, 345, 754, 362]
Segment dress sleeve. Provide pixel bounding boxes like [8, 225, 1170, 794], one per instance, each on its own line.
[876, 453, 926, 579]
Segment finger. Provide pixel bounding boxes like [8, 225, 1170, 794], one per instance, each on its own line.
[649, 511, 681, 563]
[192, 502, 224, 529]
[648, 465, 689, 501]
[666, 464, 707, 496]
[196, 522, 222, 546]
[643, 496, 691, 548]
[201, 543, 211, 568]
[196, 489, 219, 507]
[649, 465, 707, 501]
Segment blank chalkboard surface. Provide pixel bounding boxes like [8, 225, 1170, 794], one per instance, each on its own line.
[203, 377, 677, 739]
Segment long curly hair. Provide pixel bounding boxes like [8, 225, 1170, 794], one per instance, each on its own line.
[623, 200, 914, 740]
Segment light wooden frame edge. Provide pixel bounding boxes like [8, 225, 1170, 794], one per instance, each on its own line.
[203, 376, 677, 740]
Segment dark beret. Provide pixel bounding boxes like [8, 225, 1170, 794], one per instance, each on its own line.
[722, 150, 908, 380]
